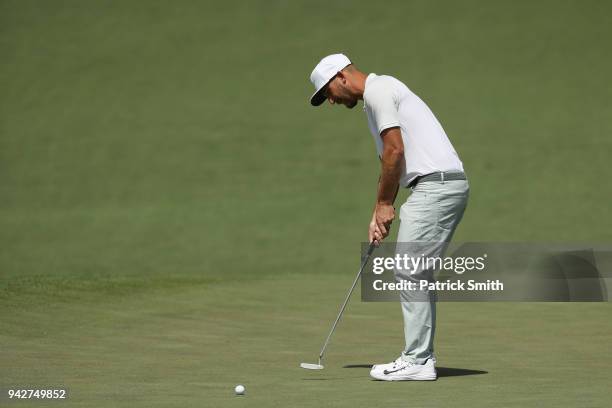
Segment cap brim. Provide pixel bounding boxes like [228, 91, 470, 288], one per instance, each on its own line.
[310, 87, 327, 106]
[310, 75, 337, 106]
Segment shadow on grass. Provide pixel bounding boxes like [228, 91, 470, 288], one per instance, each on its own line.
[343, 364, 487, 377]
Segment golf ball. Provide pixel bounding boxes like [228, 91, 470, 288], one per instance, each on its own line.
[234, 385, 245, 395]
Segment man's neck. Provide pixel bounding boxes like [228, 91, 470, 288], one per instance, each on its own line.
[353, 71, 369, 100]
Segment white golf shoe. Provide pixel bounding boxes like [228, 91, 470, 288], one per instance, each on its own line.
[370, 355, 437, 381]
[371, 353, 436, 374]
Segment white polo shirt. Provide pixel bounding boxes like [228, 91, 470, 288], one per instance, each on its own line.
[363, 73, 464, 187]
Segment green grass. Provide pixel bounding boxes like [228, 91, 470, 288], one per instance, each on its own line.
[1, 1, 611, 407]
[2, 274, 611, 407]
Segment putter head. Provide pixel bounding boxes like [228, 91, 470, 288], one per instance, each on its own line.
[300, 362, 324, 370]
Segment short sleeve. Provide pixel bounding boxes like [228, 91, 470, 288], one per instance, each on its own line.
[365, 82, 400, 135]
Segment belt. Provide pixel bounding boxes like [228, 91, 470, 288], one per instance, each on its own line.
[408, 171, 467, 188]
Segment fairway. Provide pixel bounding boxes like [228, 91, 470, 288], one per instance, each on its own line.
[2, 1, 612, 407]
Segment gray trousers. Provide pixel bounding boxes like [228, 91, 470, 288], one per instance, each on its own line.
[395, 179, 469, 364]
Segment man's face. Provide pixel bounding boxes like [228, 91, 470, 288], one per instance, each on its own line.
[324, 75, 358, 109]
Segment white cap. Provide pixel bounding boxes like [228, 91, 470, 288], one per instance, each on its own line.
[309, 53, 352, 106]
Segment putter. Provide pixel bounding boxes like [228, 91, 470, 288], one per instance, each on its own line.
[300, 242, 377, 370]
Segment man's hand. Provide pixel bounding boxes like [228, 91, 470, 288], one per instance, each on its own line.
[368, 203, 396, 245]
[375, 203, 395, 240]
[368, 218, 382, 245]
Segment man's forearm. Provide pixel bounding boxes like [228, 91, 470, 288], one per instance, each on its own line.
[369, 127, 404, 243]
[372, 176, 399, 218]
[377, 146, 403, 205]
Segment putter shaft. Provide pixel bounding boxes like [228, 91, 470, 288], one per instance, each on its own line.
[317, 242, 376, 363]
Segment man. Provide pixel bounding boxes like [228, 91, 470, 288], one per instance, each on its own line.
[308, 53, 469, 381]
